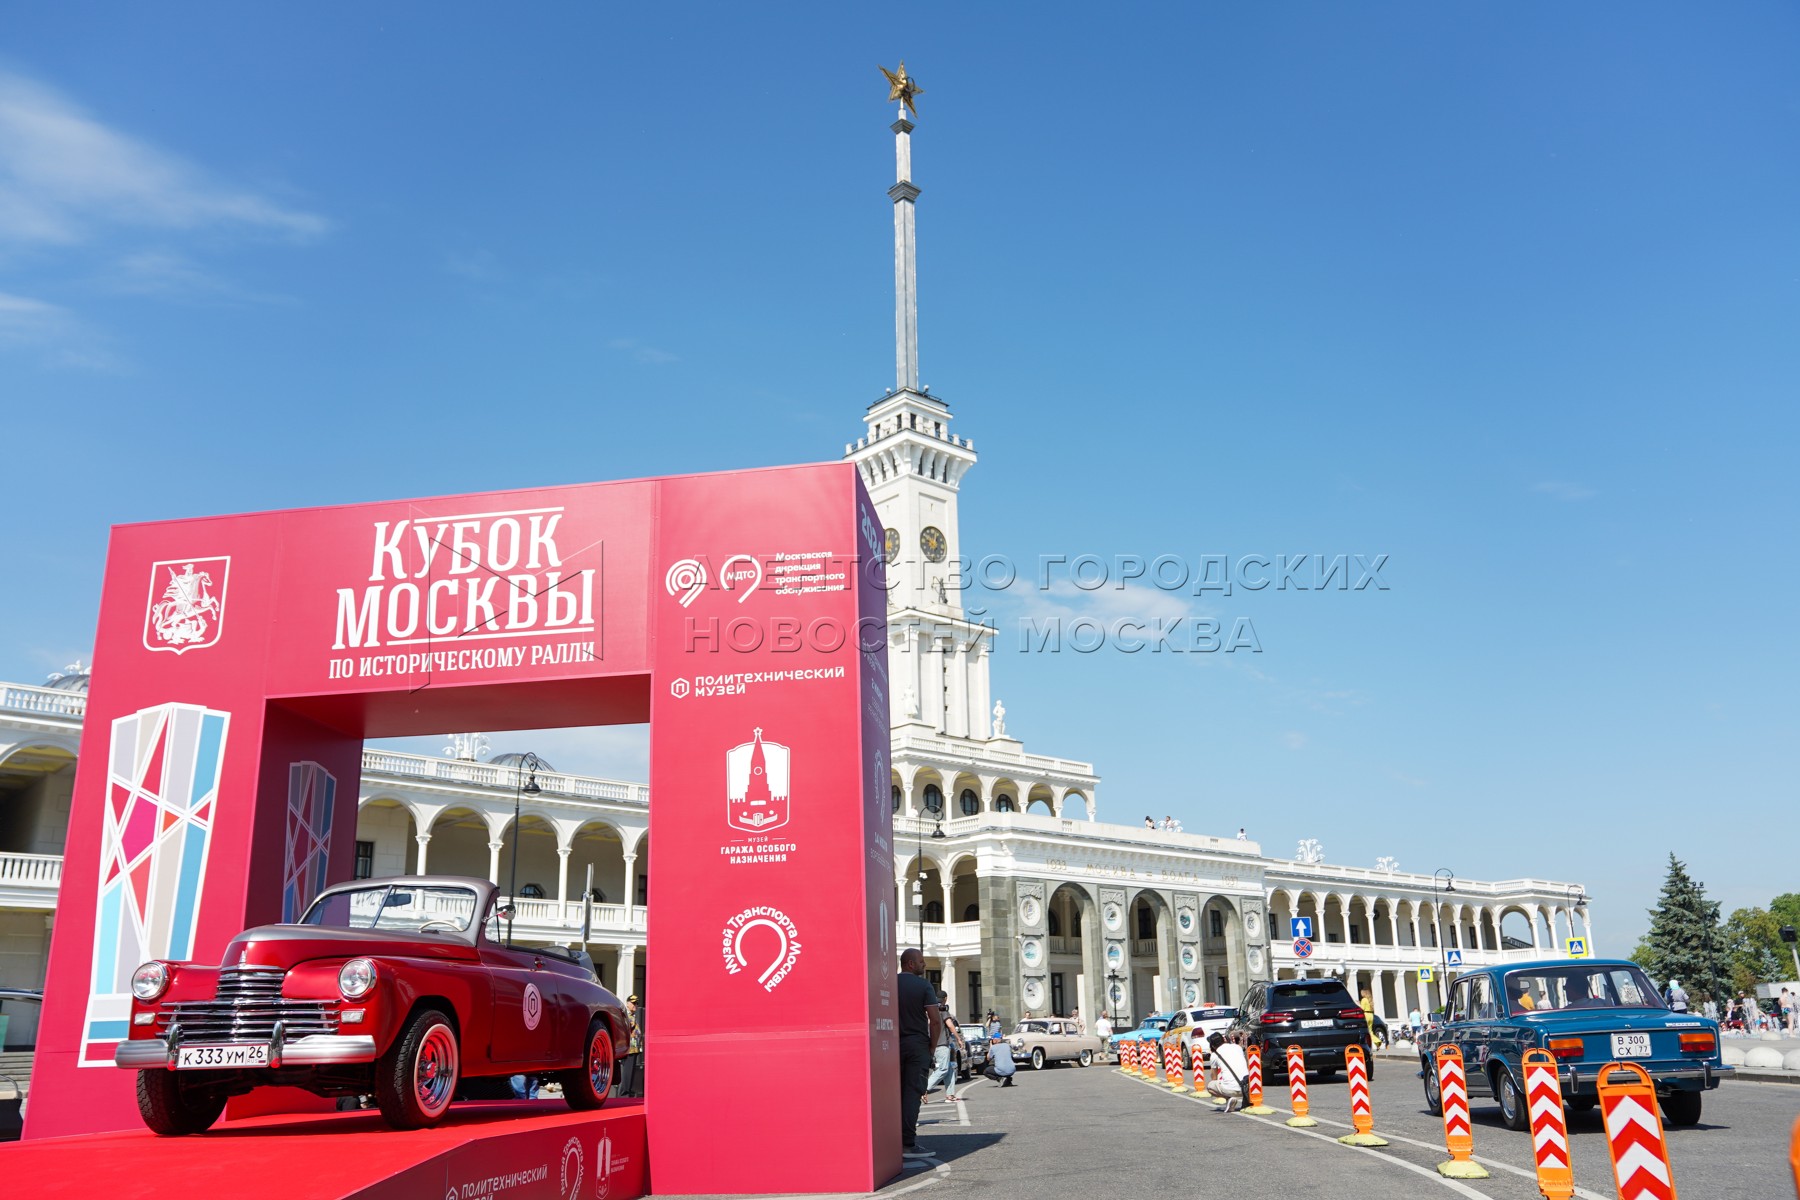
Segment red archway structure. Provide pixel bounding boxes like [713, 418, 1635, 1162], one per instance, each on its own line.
[26, 463, 896, 1194]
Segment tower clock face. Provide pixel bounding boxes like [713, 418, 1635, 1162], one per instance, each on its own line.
[919, 525, 947, 563]
[884, 527, 900, 563]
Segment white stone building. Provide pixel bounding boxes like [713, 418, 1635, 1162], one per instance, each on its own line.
[0, 94, 1594, 1053]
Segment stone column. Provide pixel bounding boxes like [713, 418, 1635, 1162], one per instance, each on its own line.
[557, 847, 572, 910]
[1581, 909, 1593, 951]
[618, 945, 639, 998]
[623, 854, 638, 925]
[943, 642, 969, 739]
[940, 956, 958, 1015]
[922, 636, 947, 732]
[487, 839, 504, 887]
[1409, 904, 1421, 950]
[414, 832, 432, 875]
[970, 640, 993, 740]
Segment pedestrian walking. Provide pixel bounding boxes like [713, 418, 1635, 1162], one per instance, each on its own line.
[897, 948, 941, 1156]
[926, 992, 964, 1103]
[618, 993, 645, 1097]
[1664, 978, 1690, 1013]
[1781, 987, 1795, 1034]
[1095, 1012, 1113, 1040]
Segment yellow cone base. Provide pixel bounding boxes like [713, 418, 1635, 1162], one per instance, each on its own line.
[1437, 1159, 1490, 1179]
[1168, 1084, 1191, 1093]
[1337, 1133, 1389, 1147]
[1196, 1092, 1223, 1103]
[1242, 1104, 1278, 1115]
[1286, 1116, 1319, 1128]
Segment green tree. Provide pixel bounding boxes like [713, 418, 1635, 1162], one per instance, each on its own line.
[1722, 907, 1784, 993]
[1637, 854, 1731, 1001]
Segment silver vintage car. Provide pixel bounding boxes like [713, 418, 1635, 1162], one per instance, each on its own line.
[1008, 1018, 1104, 1070]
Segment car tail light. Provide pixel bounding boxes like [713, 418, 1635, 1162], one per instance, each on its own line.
[1548, 1037, 1583, 1059]
[1339, 1008, 1366, 1020]
[1261, 1011, 1294, 1024]
[1679, 1032, 1716, 1054]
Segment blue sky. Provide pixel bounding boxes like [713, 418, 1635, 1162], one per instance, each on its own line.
[3, 5, 1796, 954]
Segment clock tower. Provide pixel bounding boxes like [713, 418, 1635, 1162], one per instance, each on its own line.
[845, 98, 994, 739]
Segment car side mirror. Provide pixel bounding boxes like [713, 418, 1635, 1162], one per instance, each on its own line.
[497, 904, 516, 922]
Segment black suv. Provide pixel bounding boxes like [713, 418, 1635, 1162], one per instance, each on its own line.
[1228, 979, 1372, 1079]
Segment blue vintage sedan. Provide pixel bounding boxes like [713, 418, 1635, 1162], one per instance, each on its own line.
[1419, 958, 1730, 1129]
[1109, 1012, 1171, 1061]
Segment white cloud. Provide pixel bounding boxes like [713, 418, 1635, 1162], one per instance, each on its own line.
[608, 337, 678, 366]
[103, 249, 287, 303]
[0, 69, 327, 246]
[1531, 480, 1597, 502]
[1283, 730, 1307, 751]
[0, 289, 69, 341]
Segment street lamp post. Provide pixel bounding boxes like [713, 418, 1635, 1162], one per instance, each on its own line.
[1433, 869, 1455, 1014]
[506, 753, 542, 948]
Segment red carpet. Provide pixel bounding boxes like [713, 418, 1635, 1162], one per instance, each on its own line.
[1, 1099, 647, 1200]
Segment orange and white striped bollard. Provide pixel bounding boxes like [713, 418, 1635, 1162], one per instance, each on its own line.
[1597, 1062, 1678, 1200]
[1164, 1037, 1186, 1091]
[1243, 1043, 1275, 1114]
[1522, 1049, 1574, 1200]
[1434, 1045, 1489, 1179]
[1285, 1043, 1316, 1127]
[1336, 1044, 1387, 1146]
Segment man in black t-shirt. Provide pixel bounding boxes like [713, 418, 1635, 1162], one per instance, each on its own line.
[896, 948, 941, 1155]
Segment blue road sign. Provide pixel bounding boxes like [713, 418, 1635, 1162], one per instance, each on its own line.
[1445, 949, 1463, 967]
[1293, 936, 1314, 959]
[1566, 937, 1588, 958]
[1418, 967, 1434, 982]
[1290, 917, 1313, 939]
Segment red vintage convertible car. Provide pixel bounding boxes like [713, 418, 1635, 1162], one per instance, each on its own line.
[115, 876, 629, 1134]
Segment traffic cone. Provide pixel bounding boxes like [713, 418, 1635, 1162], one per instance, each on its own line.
[1597, 1062, 1678, 1200]
[1434, 1045, 1489, 1179]
[1522, 1049, 1574, 1200]
[1166, 1037, 1190, 1093]
[1242, 1043, 1277, 1116]
[1285, 1044, 1317, 1128]
[1336, 1044, 1388, 1147]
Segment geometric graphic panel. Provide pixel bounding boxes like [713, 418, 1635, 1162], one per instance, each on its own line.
[282, 761, 336, 922]
[82, 702, 229, 1065]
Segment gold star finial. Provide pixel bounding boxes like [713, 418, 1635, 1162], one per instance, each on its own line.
[879, 61, 923, 117]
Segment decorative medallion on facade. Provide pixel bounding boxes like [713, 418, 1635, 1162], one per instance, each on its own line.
[726, 728, 790, 833]
[1177, 907, 1195, 933]
[1105, 941, 1124, 969]
[1180, 944, 1198, 970]
[1244, 908, 1263, 941]
[1018, 895, 1042, 928]
[84, 702, 229, 1063]
[1022, 977, 1045, 1009]
[144, 558, 230, 654]
[1102, 901, 1123, 932]
[1020, 938, 1043, 968]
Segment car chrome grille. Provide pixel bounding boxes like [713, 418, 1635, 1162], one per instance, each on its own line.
[156, 967, 340, 1043]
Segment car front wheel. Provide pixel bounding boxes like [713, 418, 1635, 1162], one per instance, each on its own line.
[1078, 1049, 1093, 1067]
[560, 1016, 616, 1110]
[1421, 1057, 1443, 1116]
[1031, 1047, 1047, 1070]
[136, 1070, 226, 1136]
[376, 1007, 460, 1129]
[1660, 1091, 1702, 1127]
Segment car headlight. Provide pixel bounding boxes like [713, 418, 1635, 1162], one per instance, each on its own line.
[131, 961, 169, 1001]
[338, 958, 377, 1000]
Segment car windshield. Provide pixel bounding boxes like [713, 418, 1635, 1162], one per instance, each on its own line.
[301, 883, 479, 933]
[1504, 965, 1666, 1015]
[1141, 1018, 1170, 1031]
[1269, 982, 1354, 1008]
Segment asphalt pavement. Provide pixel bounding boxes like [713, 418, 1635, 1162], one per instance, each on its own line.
[683, 1057, 1799, 1199]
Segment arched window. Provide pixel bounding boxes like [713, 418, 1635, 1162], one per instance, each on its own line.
[924, 900, 944, 923]
[959, 788, 979, 816]
[962, 903, 980, 921]
[923, 784, 943, 814]
[996, 795, 1015, 812]
[1136, 903, 1155, 940]
[891, 785, 902, 813]
[1047, 911, 1062, 936]
[519, 883, 546, 899]
[1209, 909, 1225, 937]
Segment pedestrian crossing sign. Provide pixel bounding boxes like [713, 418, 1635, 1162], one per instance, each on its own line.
[1418, 967, 1434, 982]
[1566, 937, 1588, 958]
[1445, 949, 1463, 967]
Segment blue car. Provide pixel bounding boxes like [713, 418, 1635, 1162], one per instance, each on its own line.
[1419, 958, 1730, 1129]
[1109, 1013, 1171, 1061]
